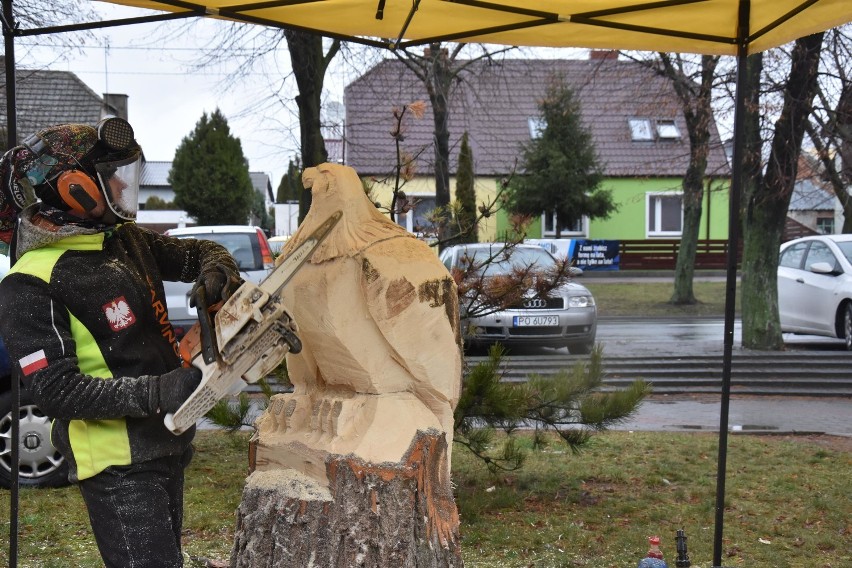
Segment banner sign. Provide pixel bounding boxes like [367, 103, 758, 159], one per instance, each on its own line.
[526, 238, 620, 271]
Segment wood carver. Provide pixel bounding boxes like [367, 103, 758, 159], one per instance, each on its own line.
[231, 163, 463, 567]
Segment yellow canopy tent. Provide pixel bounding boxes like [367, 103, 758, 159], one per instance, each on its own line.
[3, 1, 851, 566]
[101, 0, 850, 55]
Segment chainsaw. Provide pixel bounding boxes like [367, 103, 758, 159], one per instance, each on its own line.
[164, 210, 342, 435]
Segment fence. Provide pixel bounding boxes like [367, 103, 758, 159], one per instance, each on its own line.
[618, 239, 740, 270]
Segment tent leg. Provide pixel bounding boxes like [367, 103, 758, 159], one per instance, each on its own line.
[2, 2, 19, 567]
[713, 2, 750, 565]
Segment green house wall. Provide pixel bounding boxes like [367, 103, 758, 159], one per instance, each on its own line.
[495, 177, 731, 240]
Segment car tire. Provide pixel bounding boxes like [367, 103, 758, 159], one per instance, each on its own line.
[843, 304, 852, 351]
[0, 390, 70, 489]
[567, 341, 593, 355]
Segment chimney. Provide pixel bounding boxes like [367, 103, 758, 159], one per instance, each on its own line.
[589, 50, 618, 61]
[102, 93, 129, 120]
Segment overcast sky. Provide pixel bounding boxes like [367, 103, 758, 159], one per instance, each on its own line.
[14, 3, 357, 188]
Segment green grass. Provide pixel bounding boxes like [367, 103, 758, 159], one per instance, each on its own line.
[583, 280, 739, 318]
[2, 430, 848, 567]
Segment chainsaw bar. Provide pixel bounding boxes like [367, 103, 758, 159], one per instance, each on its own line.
[164, 210, 342, 435]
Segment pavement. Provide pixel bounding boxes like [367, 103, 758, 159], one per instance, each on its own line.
[611, 394, 851, 436]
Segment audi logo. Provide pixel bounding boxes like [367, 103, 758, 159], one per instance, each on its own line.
[523, 298, 547, 308]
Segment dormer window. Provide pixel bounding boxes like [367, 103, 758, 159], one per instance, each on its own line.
[656, 119, 680, 139]
[528, 117, 546, 139]
[629, 118, 653, 141]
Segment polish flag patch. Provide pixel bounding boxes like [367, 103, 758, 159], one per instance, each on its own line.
[20, 349, 48, 376]
[103, 296, 136, 331]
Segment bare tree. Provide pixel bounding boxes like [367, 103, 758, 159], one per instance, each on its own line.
[622, 51, 723, 305]
[740, 33, 825, 350]
[804, 26, 852, 232]
[394, 43, 513, 250]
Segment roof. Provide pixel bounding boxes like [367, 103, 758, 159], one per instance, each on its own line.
[141, 161, 173, 186]
[344, 58, 730, 179]
[789, 179, 836, 211]
[0, 62, 114, 141]
[140, 159, 271, 199]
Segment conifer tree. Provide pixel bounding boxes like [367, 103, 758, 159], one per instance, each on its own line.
[170, 109, 254, 225]
[276, 158, 303, 202]
[454, 131, 478, 243]
[506, 78, 615, 237]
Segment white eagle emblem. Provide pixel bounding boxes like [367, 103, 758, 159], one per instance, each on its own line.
[103, 296, 136, 331]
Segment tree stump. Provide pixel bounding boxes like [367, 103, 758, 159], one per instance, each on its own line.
[231, 430, 461, 567]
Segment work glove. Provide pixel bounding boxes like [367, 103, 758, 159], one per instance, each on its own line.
[149, 367, 203, 415]
[189, 263, 241, 309]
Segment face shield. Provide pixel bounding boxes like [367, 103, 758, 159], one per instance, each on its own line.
[95, 152, 141, 221]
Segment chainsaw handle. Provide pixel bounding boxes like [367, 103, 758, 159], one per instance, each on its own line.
[180, 287, 222, 366]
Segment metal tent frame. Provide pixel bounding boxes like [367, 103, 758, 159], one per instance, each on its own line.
[3, 2, 850, 567]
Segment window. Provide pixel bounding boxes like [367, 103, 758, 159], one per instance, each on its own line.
[528, 117, 546, 139]
[779, 242, 807, 269]
[629, 118, 653, 141]
[542, 211, 586, 236]
[804, 241, 840, 272]
[816, 216, 834, 235]
[396, 195, 437, 235]
[656, 119, 680, 139]
[647, 193, 683, 236]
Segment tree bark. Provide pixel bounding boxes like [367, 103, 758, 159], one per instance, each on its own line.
[231, 430, 462, 568]
[741, 33, 824, 349]
[285, 30, 340, 222]
[668, 55, 717, 305]
[424, 44, 454, 250]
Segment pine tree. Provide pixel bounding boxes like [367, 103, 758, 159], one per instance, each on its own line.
[454, 131, 478, 243]
[169, 109, 255, 225]
[276, 158, 303, 203]
[506, 78, 615, 237]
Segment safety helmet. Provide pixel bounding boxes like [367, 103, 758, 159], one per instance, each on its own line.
[0, 117, 142, 222]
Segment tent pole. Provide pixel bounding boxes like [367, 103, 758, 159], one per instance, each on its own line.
[1, 0, 19, 564]
[713, 2, 750, 566]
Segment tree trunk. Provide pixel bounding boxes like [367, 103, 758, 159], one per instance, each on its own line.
[285, 30, 339, 222]
[231, 431, 462, 568]
[669, 55, 717, 305]
[741, 33, 824, 350]
[425, 44, 453, 250]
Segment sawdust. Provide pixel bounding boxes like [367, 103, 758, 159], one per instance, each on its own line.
[246, 468, 332, 501]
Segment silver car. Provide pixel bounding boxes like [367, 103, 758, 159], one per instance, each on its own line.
[778, 234, 852, 349]
[440, 243, 596, 353]
[163, 225, 274, 339]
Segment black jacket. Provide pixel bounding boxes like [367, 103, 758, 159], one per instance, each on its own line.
[0, 212, 237, 481]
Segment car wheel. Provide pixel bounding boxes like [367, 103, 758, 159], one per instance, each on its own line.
[567, 341, 593, 355]
[844, 304, 852, 351]
[0, 390, 70, 489]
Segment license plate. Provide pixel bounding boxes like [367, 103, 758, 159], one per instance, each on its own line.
[512, 315, 559, 327]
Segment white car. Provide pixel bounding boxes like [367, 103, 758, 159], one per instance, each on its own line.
[777, 234, 852, 349]
[163, 225, 274, 339]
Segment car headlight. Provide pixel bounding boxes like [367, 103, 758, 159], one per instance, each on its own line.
[568, 295, 595, 308]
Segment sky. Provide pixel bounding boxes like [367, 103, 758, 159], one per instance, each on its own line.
[14, 3, 357, 188]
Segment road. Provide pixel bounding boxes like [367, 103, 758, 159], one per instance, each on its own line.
[491, 316, 849, 357]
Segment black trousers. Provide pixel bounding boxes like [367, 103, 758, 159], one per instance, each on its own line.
[78, 448, 193, 568]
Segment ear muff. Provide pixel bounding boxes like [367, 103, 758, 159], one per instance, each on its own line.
[57, 170, 103, 215]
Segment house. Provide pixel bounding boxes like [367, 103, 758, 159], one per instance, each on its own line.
[343, 53, 731, 242]
[788, 179, 839, 235]
[137, 160, 273, 232]
[0, 61, 128, 144]
[1, 64, 272, 232]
